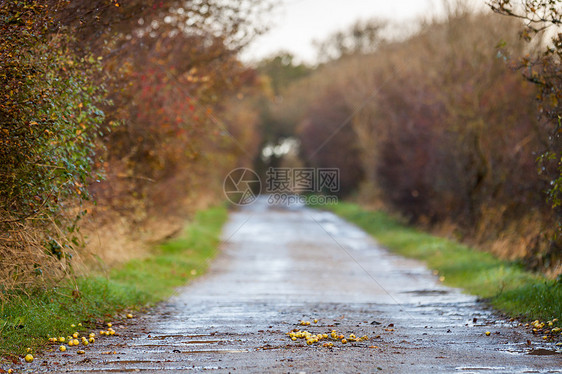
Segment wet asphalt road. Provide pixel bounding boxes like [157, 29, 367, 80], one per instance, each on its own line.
[29, 198, 562, 373]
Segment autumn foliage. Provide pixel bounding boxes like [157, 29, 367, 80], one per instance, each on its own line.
[262, 10, 561, 274]
[0, 0, 265, 292]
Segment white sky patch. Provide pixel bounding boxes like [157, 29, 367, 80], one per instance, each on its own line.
[241, 0, 451, 64]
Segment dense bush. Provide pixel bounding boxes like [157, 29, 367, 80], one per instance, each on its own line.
[0, 0, 267, 291]
[0, 2, 110, 290]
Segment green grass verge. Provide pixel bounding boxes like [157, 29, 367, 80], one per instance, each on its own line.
[0, 205, 228, 357]
[322, 202, 561, 324]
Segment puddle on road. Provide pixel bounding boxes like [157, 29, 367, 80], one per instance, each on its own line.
[149, 334, 187, 340]
[130, 342, 228, 351]
[133, 348, 247, 354]
[456, 367, 506, 371]
[184, 340, 221, 344]
[144, 335, 224, 346]
[527, 348, 562, 356]
[402, 289, 450, 296]
[130, 343, 177, 349]
[498, 343, 562, 356]
[86, 366, 221, 372]
[176, 349, 248, 354]
[83, 369, 148, 373]
[102, 360, 170, 365]
[148, 334, 223, 340]
[149, 333, 226, 338]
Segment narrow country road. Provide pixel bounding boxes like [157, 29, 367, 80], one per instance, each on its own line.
[32, 198, 561, 373]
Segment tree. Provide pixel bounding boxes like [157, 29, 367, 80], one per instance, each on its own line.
[298, 87, 364, 197]
[254, 53, 312, 174]
[314, 19, 386, 63]
[489, 1, 562, 212]
[257, 52, 312, 96]
[0, 0, 271, 291]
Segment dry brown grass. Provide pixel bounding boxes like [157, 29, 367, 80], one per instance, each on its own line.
[0, 210, 81, 299]
[431, 204, 561, 278]
[78, 188, 219, 271]
[357, 192, 561, 278]
[0, 173, 222, 297]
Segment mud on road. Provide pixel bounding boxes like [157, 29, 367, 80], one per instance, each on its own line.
[27, 198, 562, 373]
